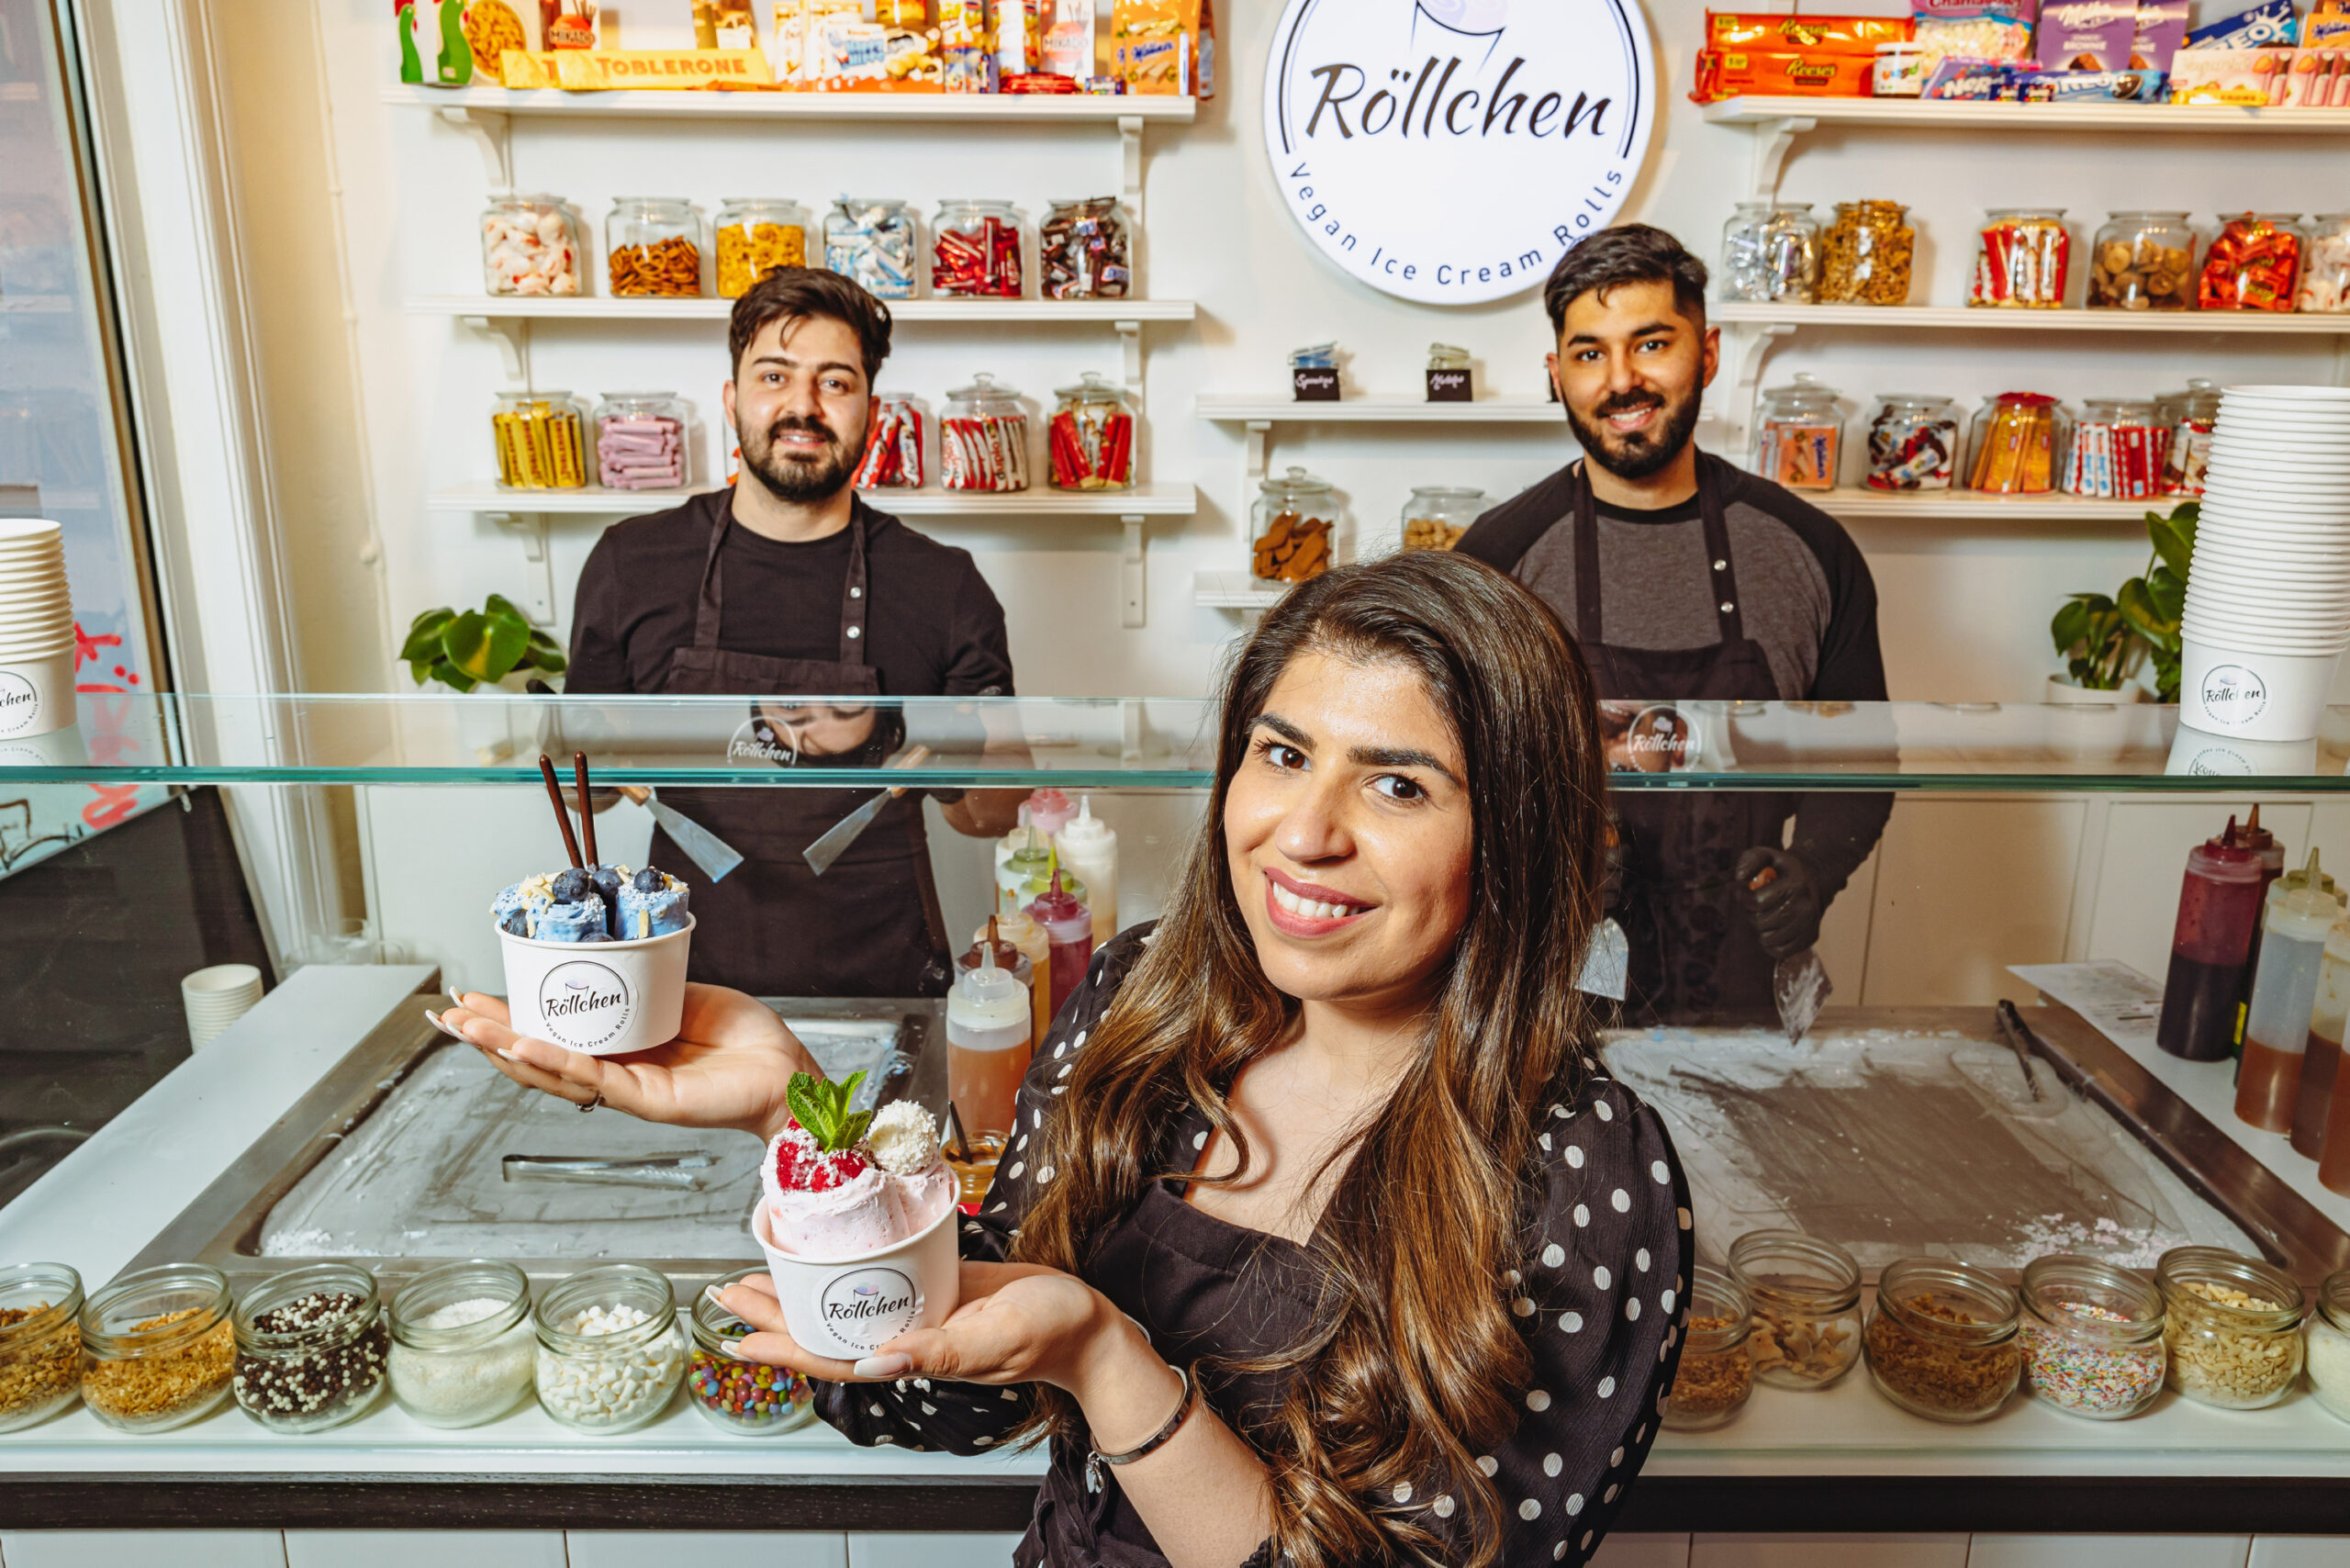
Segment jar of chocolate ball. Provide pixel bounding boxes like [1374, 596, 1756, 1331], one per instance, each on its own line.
[2087, 212, 2195, 311]
[687, 1268, 816, 1435]
[230, 1263, 388, 1434]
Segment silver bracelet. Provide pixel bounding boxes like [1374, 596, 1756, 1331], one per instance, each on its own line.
[1084, 1363, 1194, 1495]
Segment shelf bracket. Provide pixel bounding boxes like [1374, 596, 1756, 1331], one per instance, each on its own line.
[487, 512, 558, 626]
[1115, 319, 1143, 393]
[1714, 321, 1796, 459]
[1749, 115, 1815, 202]
[1119, 115, 1145, 224]
[460, 314, 531, 383]
[437, 106, 513, 189]
[1243, 420, 1272, 485]
[1121, 515, 1147, 629]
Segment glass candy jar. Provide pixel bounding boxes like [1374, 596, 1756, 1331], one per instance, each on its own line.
[687, 1267, 817, 1434]
[1729, 1230, 1862, 1389]
[533, 1264, 687, 1435]
[1972, 209, 2072, 308]
[592, 391, 688, 491]
[2156, 1246, 2305, 1409]
[607, 196, 704, 297]
[1046, 372, 1135, 491]
[714, 198, 811, 297]
[1819, 200, 1914, 306]
[1039, 196, 1132, 299]
[2018, 1255, 2166, 1420]
[2199, 213, 2306, 311]
[480, 193, 583, 297]
[2306, 1266, 2350, 1422]
[1966, 392, 2070, 495]
[493, 390, 589, 490]
[0, 1262, 83, 1432]
[2298, 213, 2350, 313]
[1253, 466, 1339, 588]
[825, 197, 918, 299]
[940, 373, 1030, 492]
[1757, 204, 1821, 303]
[229, 1263, 389, 1434]
[2065, 398, 2167, 499]
[78, 1264, 237, 1433]
[1751, 374, 1843, 491]
[386, 1259, 536, 1429]
[1718, 201, 1775, 303]
[1864, 395, 1961, 492]
[1662, 1264, 1754, 1431]
[1863, 1257, 2022, 1423]
[932, 198, 1024, 298]
[2158, 377, 2222, 497]
[1400, 487, 1486, 553]
[2086, 211, 2195, 311]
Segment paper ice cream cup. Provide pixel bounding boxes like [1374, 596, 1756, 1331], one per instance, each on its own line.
[752, 1194, 960, 1361]
[2178, 637, 2342, 743]
[0, 652, 74, 740]
[497, 912, 692, 1057]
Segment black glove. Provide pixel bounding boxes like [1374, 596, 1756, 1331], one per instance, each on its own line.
[1734, 846, 1825, 960]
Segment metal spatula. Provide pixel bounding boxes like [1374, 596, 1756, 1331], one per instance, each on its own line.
[617, 785, 744, 882]
[803, 745, 931, 876]
[1750, 864, 1831, 1045]
[1575, 917, 1629, 1002]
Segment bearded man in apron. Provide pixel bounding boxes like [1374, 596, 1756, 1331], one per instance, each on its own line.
[565, 269, 1024, 998]
[1458, 226, 1894, 1025]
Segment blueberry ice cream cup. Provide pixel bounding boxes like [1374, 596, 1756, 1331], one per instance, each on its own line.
[493, 868, 693, 1057]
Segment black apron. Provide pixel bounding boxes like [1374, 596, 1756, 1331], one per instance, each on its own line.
[653, 498, 954, 998]
[1570, 453, 1793, 1024]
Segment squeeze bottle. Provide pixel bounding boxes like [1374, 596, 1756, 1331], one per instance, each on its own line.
[1054, 795, 1119, 946]
[2300, 917, 2350, 1163]
[979, 897, 1054, 1046]
[992, 803, 1033, 880]
[1027, 868, 1095, 1025]
[946, 940, 1034, 1140]
[1024, 787, 1077, 837]
[2236, 850, 2344, 1133]
[2155, 828, 2266, 1063]
[958, 915, 1037, 1030]
[2229, 806, 2288, 1051]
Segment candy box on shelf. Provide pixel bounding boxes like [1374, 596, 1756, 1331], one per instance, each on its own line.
[2184, 0, 2298, 50]
[1705, 12, 1913, 50]
[1693, 49, 1877, 100]
[2167, 46, 2293, 103]
[1923, 56, 2042, 96]
[1113, 0, 1214, 96]
[2286, 48, 2350, 106]
[2132, 0, 2190, 73]
[2017, 67, 2166, 98]
[2037, 0, 2138, 72]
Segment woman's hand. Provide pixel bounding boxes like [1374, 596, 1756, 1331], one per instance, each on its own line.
[435, 983, 819, 1139]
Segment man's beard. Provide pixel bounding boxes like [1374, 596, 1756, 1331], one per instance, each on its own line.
[741, 412, 864, 503]
[1566, 386, 1701, 482]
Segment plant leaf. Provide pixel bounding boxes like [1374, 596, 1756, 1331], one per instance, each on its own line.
[2148, 510, 2196, 581]
[786, 1072, 831, 1143]
[399, 609, 454, 664]
[429, 658, 476, 693]
[408, 656, 434, 687]
[485, 593, 531, 628]
[2051, 599, 2091, 655]
[2116, 577, 2177, 643]
[443, 610, 531, 684]
[2145, 566, 2187, 627]
[838, 1108, 875, 1148]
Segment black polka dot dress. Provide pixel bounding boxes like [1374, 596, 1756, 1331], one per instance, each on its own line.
[811, 927, 1695, 1568]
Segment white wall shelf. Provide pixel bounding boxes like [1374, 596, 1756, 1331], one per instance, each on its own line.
[1703, 95, 2350, 132]
[1196, 394, 1561, 422]
[410, 295, 1196, 323]
[1715, 301, 2350, 335]
[1812, 489, 2180, 522]
[429, 481, 1197, 516]
[1193, 571, 1284, 611]
[383, 84, 1195, 122]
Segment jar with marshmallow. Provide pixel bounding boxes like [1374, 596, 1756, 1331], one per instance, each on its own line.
[480, 194, 583, 298]
[2300, 214, 2350, 314]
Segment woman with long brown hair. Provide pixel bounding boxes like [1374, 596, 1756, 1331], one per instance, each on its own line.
[444, 551, 1691, 1568]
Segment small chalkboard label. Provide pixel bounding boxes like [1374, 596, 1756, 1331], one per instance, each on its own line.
[1427, 368, 1472, 403]
[1292, 368, 1340, 402]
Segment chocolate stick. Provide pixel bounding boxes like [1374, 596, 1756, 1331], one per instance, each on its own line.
[573, 751, 599, 867]
[941, 1100, 974, 1165]
[537, 755, 584, 868]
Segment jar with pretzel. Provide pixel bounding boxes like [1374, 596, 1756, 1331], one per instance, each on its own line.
[607, 197, 704, 297]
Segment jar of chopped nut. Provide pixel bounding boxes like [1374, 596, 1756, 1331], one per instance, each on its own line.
[1819, 200, 1914, 307]
[1662, 1263, 1753, 1431]
[0, 1262, 83, 1433]
[1729, 1229, 1862, 1390]
[78, 1263, 237, 1433]
[1863, 1257, 2022, 1423]
[2156, 1246, 2305, 1410]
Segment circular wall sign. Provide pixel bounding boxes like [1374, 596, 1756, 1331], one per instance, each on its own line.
[1263, 0, 1658, 306]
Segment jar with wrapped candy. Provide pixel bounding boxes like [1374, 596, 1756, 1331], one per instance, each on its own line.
[607, 197, 703, 297]
[1819, 200, 1914, 306]
[480, 194, 582, 297]
[2299, 213, 2350, 313]
[1972, 209, 2072, 308]
[933, 199, 1024, 299]
[493, 391, 589, 490]
[940, 373, 1029, 492]
[714, 199, 810, 298]
[1756, 204, 1821, 303]
[853, 392, 925, 489]
[1252, 466, 1339, 587]
[1751, 375, 1843, 491]
[825, 197, 918, 299]
[592, 393, 688, 491]
[1046, 373, 1135, 491]
[2158, 378, 2221, 497]
[2199, 214, 2305, 311]
[1039, 196, 1131, 299]
[1718, 202, 1775, 302]
[1966, 392, 2070, 495]
[1865, 395, 1961, 491]
[2087, 212, 2195, 311]
[2065, 398, 2169, 499]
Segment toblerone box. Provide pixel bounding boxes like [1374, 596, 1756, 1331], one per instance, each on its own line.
[518, 48, 774, 89]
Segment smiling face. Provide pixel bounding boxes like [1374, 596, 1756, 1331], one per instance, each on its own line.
[723, 312, 875, 504]
[1223, 647, 1476, 1015]
[1547, 276, 1719, 482]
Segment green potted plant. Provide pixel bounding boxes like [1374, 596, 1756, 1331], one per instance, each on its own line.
[2050, 500, 2196, 704]
[400, 595, 566, 692]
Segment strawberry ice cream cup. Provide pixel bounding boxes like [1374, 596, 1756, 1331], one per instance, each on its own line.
[753, 1194, 959, 1361]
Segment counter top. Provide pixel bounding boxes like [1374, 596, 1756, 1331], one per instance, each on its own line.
[3, 968, 2349, 1535]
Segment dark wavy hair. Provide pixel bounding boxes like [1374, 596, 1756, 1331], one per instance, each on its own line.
[727, 266, 893, 384]
[1542, 222, 1709, 335]
[1009, 551, 1613, 1568]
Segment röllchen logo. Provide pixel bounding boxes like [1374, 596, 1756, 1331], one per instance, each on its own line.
[1264, 0, 1657, 305]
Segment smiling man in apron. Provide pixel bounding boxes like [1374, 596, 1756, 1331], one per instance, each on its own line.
[565, 269, 1022, 998]
[1456, 226, 1893, 1025]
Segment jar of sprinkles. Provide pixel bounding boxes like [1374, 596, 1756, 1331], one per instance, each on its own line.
[230, 1263, 389, 1433]
[2018, 1255, 2165, 1420]
[2157, 1247, 2305, 1410]
[0, 1262, 84, 1432]
[1661, 1263, 1753, 1430]
[688, 1268, 815, 1435]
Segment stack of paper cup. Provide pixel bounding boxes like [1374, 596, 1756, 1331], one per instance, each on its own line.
[0, 520, 74, 742]
[2177, 386, 2350, 742]
[182, 964, 264, 1051]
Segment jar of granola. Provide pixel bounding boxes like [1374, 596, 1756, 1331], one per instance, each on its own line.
[2156, 1246, 2305, 1409]
[0, 1262, 82, 1433]
[1819, 200, 1914, 306]
[1662, 1264, 1753, 1430]
[1728, 1229, 1861, 1389]
[78, 1264, 237, 1433]
[1863, 1257, 2022, 1423]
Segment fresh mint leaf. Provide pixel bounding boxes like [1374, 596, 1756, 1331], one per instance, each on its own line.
[786, 1073, 828, 1142]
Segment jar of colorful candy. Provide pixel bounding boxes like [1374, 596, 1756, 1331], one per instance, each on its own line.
[2157, 378, 2221, 497]
[2199, 213, 2306, 312]
[1864, 395, 1960, 492]
[687, 1269, 814, 1435]
[2018, 1254, 2165, 1421]
[1040, 196, 1132, 299]
[1751, 375, 1843, 491]
[932, 199, 1024, 299]
[1047, 373, 1135, 491]
[940, 373, 1030, 492]
[592, 392, 688, 491]
[2065, 398, 2168, 499]
[480, 194, 583, 297]
[1757, 204, 1821, 304]
[492, 391, 590, 490]
[825, 197, 918, 299]
[853, 392, 926, 489]
[1965, 392, 2069, 495]
[1971, 209, 2072, 308]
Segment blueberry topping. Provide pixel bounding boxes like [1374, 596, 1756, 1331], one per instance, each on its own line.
[551, 868, 591, 902]
[499, 909, 529, 935]
[632, 867, 666, 892]
[575, 928, 611, 943]
[591, 867, 622, 898]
